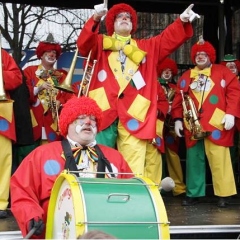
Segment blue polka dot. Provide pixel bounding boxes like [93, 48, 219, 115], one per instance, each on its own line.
[211, 130, 221, 140]
[127, 119, 139, 131]
[180, 79, 186, 88]
[48, 132, 57, 141]
[155, 137, 162, 147]
[0, 119, 9, 131]
[166, 135, 174, 145]
[44, 160, 61, 175]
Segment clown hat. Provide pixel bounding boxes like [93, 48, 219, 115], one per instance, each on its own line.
[59, 96, 102, 137]
[223, 54, 237, 62]
[105, 3, 137, 36]
[220, 54, 240, 72]
[36, 33, 62, 59]
[157, 58, 178, 77]
[191, 35, 216, 64]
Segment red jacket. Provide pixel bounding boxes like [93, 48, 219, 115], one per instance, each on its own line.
[11, 141, 133, 238]
[24, 66, 73, 141]
[0, 49, 22, 141]
[77, 17, 193, 139]
[171, 64, 240, 147]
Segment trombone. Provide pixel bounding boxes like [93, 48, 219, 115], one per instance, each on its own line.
[77, 50, 97, 97]
[55, 48, 97, 97]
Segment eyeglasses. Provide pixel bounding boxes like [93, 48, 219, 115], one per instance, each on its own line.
[195, 52, 208, 57]
[77, 115, 96, 127]
[115, 12, 131, 20]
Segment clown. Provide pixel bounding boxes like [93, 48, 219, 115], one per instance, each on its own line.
[11, 96, 133, 239]
[0, 50, 22, 219]
[24, 34, 73, 150]
[171, 37, 240, 207]
[77, 2, 198, 186]
[220, 54, 240, 183]
[156, 58, 186, 196]
[220, 54, 240, 77]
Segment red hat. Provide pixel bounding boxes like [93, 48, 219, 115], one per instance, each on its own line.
[36, 41, 62, 59]
[59, 96, 102, 137]
[191, 39, 216, 64]
[105, 3, 137, 36]
[157, 58, 178, 77]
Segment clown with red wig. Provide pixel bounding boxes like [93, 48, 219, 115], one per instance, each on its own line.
[155, 58, 186, 196]
[11, 96, 133, 239]
[171, 37, 240, 208]
[23, 34, 73, 153]
[77, 2, 198, 186]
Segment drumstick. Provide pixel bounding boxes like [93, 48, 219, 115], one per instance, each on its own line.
[104, 0, 108, 8]
[24, 227, 37, 239]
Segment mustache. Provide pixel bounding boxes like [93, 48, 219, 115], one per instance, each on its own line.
[77, 124, 96, 134]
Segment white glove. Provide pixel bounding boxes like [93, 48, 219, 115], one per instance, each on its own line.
[94, 3, 108, 18]
[174, 120, 183, 137]
[221, 114, 235, 130]
[180, 4, 200, 23]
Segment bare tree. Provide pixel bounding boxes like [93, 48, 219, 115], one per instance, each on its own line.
[0, 3, 92, 64]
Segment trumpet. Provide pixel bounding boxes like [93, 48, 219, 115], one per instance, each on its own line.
[54, 50, 78, 93]
[180, 90, 211, 140]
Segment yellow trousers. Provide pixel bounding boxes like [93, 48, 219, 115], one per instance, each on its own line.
[204, 138, 236, 196]
[117, 122, 162, 185]
[0, 135, 12, 210]
[165, 147, 186, 196]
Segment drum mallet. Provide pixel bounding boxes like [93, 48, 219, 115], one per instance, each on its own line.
[23, 226, 37, 239]
[159, 177, 175, 192]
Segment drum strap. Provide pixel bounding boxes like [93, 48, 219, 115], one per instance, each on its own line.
[62, 138, 80, 177]
[61, 138, 115, 178]
[94, 145, 115, 178]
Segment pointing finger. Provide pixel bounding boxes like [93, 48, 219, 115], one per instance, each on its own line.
[185, 4, 194, 13]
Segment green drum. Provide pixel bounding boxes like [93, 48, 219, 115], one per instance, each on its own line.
[46, 172, 170, 239]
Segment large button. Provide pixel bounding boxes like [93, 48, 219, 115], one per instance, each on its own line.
[119, 93, 124, 99]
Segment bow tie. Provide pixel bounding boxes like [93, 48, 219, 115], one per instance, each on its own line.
[190, 67, 211, 78]
[72, 146, 98, 164]
[103, 35, 146, 65]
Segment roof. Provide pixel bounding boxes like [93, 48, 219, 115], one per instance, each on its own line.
[1, 0, 240, 14]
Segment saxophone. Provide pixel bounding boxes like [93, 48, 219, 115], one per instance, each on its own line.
[165, 87, 176, 131]
[180, 90, 211, 140]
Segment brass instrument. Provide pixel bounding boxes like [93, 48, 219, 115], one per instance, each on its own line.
[54, 50, 78, 93]
[180, 90, 211, 140]
[78, 51, 97, 97]
[46, 82, 58, 121]
[0, 30, 11, 102]
[165, 88, 176, 131]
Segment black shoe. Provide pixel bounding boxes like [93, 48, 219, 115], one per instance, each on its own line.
[0, 210, 8, 219]
[182, 197, 199, 206]
[217, 197, 228, 208]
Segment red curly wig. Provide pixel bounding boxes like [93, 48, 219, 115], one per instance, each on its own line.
[157, 58, 178, 77]
[191, 41, 216, 64]
[105, 3, 137, 36]
[36, 41, 62, 59]
[59, 96, 102, 137]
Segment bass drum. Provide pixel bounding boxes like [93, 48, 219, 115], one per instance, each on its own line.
[46, 172, 170, 239]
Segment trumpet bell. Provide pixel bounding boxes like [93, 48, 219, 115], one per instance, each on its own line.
[54, 83, 74, 93]
[192, 131, 211, 140]
[55, 49, 78, 94]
